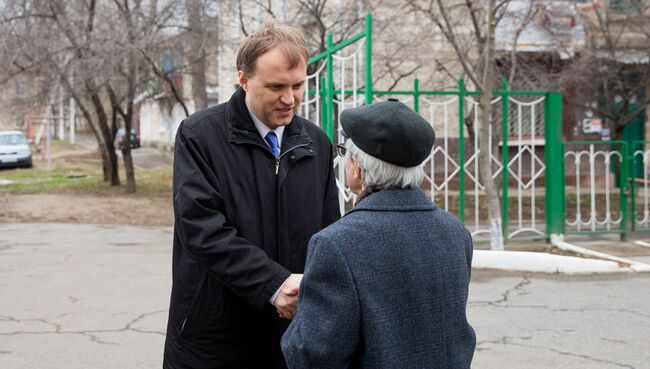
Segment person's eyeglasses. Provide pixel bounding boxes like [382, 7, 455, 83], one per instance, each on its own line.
[336, 143, 347, 157]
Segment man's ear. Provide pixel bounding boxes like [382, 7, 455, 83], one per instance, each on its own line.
[353, 160, 362, 180]
[238, 70, 248, 92]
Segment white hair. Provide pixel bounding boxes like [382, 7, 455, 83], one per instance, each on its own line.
[345, 139, 425, 190]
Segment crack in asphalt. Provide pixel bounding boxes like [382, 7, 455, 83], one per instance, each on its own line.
[469, 276, 644, 368]
[600, 337, 629, 344]
[109, 242, 145, 247]
[468, 276, 650, 320]
[477, 336, 637, 368]
[0, 315, 62, 331]
[0, 310, 167, 345]
[469, 303, 650, 320]
[533, 327, 575, 333]
[504, 341, 636, 369]
[469, 275, 532, 307]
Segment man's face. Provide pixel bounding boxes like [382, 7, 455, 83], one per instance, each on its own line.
[238, 47, 307, 129]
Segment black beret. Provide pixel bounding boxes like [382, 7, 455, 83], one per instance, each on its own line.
[340, 99, 435, 167]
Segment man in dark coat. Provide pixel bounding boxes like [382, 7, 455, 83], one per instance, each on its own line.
[163, 22, 340, 369]
[282, 100, 476, 369]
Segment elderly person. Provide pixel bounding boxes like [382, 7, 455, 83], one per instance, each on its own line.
[281, 99, 476, 369]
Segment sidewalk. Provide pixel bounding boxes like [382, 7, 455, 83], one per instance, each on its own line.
[473, 233, 650, 274]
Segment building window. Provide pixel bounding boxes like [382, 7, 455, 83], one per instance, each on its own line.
[15, 79, 27, 98]
[609, 0, 642, 12]
[162, 47, 184, 75]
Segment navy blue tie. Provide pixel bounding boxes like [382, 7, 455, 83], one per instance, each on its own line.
[265, 131, 280, 158]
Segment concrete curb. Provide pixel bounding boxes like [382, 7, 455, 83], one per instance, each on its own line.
[633, 240, 650, 250]
[472, 240, 650, 274]
[553, 241, 650, 273]
[472, 250, 631, 274]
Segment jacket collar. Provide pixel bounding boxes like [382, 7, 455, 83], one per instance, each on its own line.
[345, 188, 436, 216]
[227, 87, 313, 150]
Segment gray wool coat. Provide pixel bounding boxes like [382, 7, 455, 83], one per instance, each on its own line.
[281, 188, 476, 369]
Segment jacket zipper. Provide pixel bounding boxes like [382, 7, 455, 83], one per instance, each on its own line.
[270, 142, 312, 268]
[274, 143, 311, 176]
[232, 138, 311, 175]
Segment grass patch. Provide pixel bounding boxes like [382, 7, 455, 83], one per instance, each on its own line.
[0, 144, 172, 197]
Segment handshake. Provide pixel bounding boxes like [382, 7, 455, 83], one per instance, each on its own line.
[272, 273, 303, 320]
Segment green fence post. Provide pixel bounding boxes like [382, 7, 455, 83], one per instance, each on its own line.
[326, 34, 334, 141]
[365, 13, 373, 105]
[501, 79, 509, 240]
[321, 76, 328, 140]
[458, 78, 465, 222]
[544, 92, 565, 240]
[413, 78, 420, 113]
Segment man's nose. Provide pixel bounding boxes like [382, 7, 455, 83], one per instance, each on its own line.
[279, 89, 295, 106]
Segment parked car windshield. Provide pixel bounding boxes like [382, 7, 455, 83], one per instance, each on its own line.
[0, 134, 28, 145]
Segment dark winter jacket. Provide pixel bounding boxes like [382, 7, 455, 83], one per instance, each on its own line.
[163, 88, 341, 369]
[282, 188, 476, 369]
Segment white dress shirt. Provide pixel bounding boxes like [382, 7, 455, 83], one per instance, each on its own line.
[245, 98, 285, 152]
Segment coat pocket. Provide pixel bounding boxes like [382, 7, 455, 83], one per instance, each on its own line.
[180, 270, 207, 337]
[180, 271, 227, 339]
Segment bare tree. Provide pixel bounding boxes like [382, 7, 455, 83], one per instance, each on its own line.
[0, 0, 188, 192]
[48, 0, 122, 186]
[568, 1, 650, 139]
[107, 0, 143, 193]
[408, 0, 514, 250]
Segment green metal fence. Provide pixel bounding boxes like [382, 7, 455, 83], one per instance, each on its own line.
[302, 14, 566, 242]
[630, 140, 650, 234]
[563, 141, 628, 239]
[560, 138, 650, 240]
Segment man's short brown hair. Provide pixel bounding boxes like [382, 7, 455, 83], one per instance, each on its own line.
[236, 21, 309, 76]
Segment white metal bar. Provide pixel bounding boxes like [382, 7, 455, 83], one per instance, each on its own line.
[590, 145, 597, 231]
[474, 100, 480, 233]
[530, 103, 536, 229]
[576, 153, 582, 231]
[605, 154, 611, 231]
[444, 103, 449, 210]
[517, 104, 523, 230]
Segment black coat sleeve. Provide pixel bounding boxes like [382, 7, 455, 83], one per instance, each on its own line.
[321, 143, 342, 228]
[173, 121, 290, 309]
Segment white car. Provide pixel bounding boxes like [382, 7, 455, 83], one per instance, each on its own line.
[0, 130, 32, 169]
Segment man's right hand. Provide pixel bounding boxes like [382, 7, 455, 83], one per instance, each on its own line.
[272, 273, 303, 320]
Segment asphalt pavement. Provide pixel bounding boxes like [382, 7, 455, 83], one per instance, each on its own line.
[1, 223, 649, 369]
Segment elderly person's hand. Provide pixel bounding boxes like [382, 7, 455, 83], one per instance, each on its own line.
[273, 274, 303, 319]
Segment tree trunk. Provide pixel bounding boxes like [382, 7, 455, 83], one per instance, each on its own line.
[464, 105, 477, 151]
[479, 0, 504, 251]
[478, 91, 504, 250]
[89, 87, 120, 186]
[115, 1, 139, 193]
[122, 147, 136, 193]
[186, 0, 208, 111]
